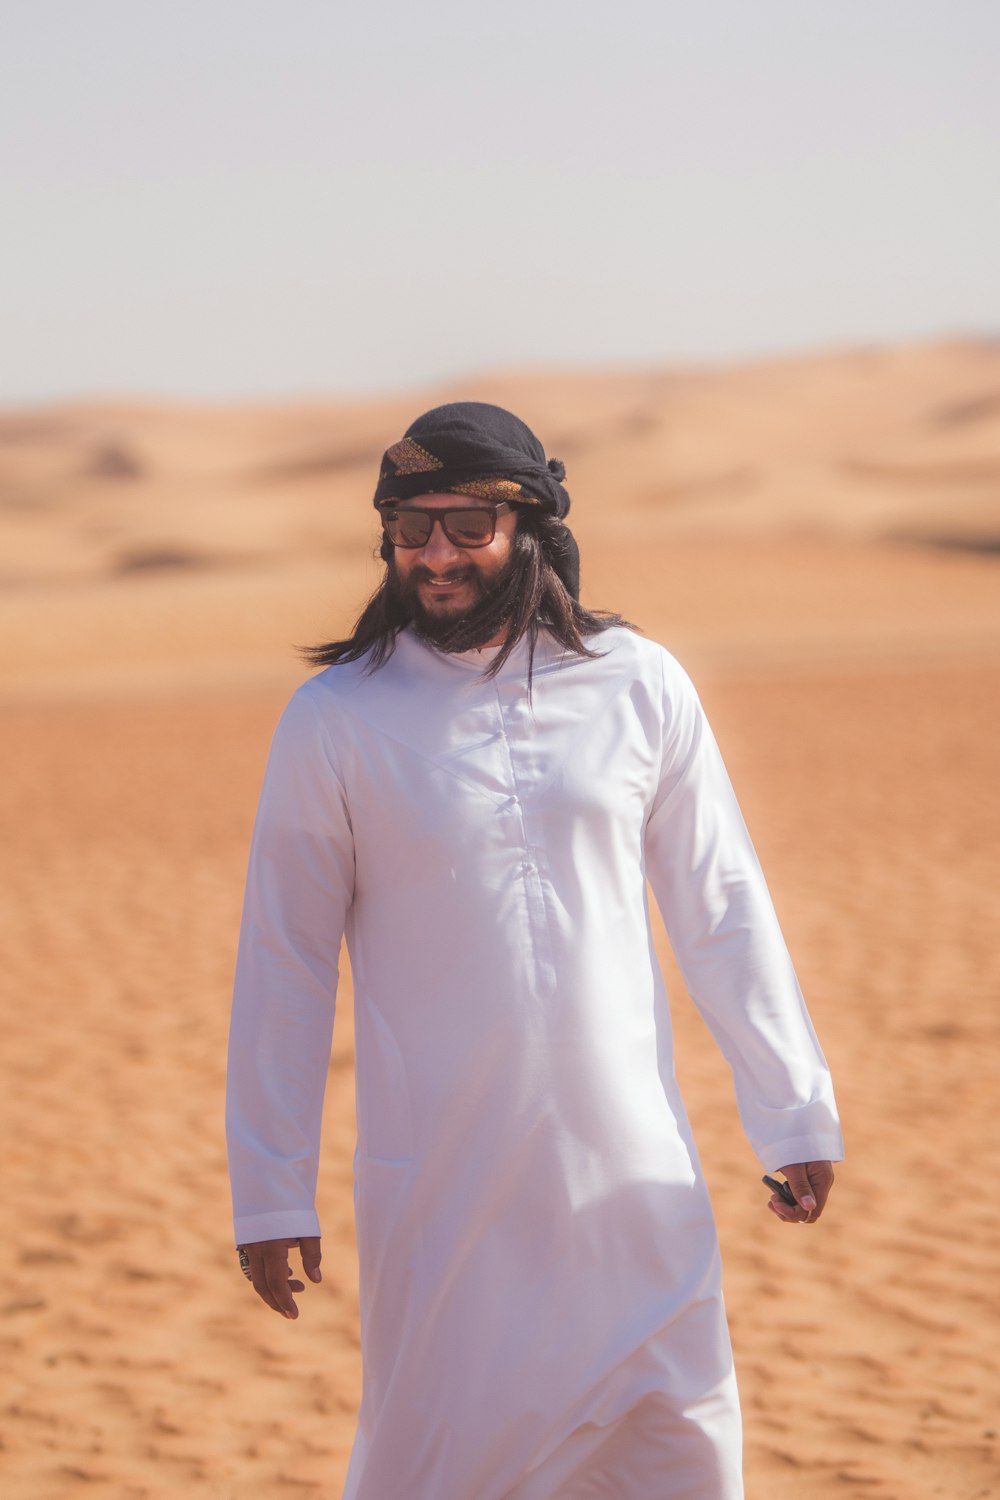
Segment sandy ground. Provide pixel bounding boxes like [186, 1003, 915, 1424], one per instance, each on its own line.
[2, 345, 999, 1498]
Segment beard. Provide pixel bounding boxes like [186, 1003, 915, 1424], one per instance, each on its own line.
[388, 551, 522, 653]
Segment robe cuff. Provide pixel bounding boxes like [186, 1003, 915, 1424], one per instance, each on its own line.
[233, 1208, 321, 1248]
[757, 1133, 845, 1176]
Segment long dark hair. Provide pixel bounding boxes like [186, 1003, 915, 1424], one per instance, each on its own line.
[301, 510, 636, 692]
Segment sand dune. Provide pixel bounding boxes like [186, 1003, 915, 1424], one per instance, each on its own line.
[3, 338, 1000, 593]
[2, 341, 998, 1498]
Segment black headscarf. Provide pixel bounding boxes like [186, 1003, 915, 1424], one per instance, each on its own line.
[373, 401, 580, 597]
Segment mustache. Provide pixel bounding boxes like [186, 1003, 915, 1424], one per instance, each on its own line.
[409, 564, 477, 585]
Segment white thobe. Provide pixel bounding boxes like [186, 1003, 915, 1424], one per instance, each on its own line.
[226, 625, 844, 1500]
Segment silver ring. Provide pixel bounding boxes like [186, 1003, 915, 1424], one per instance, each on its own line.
[237, 1245, 253, 1280]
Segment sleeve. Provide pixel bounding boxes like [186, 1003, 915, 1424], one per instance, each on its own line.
[225, 685, 355, 1247]
[643, 650, 844, 1174]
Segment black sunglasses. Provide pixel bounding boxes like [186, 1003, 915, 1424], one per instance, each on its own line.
[380, 501, 516, 550]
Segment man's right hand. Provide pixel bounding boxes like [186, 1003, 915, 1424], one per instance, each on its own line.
[239, 1236, 322, 1318]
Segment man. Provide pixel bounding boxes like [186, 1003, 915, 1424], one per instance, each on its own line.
[226, 401, 843, 1500]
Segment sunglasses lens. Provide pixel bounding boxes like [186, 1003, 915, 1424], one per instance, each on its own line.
[444, 510, 494, 547]
[383, 506, 500, 548]
[385, 511, 432, 547]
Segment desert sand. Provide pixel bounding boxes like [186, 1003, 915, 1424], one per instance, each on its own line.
[2, 340, 998, 1498]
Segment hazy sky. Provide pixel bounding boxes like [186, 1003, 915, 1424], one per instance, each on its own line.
[3, 1, 998, 401]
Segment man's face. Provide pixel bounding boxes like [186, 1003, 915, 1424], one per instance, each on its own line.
[388, 494, 520, 635]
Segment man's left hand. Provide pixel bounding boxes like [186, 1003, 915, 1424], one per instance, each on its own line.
[767, 1161, 835, 1224]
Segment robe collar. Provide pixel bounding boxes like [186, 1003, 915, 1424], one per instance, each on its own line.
[400, 626, 535, 675]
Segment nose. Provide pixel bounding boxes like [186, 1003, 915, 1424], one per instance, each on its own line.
[419, 518, 463, 569]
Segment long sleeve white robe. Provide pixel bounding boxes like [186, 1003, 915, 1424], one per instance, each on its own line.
[226, 625, 844, 1500]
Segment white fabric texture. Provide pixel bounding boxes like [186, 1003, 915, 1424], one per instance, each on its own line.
[226, 625, 844, 1500]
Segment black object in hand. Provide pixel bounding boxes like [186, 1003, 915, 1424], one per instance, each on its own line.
[762, 1174, 798, 1208]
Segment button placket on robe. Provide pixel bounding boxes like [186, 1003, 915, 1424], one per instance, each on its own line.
[493, 685, 557, 1002]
